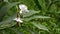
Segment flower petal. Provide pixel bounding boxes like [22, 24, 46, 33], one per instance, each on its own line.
[13, 17, 23, 23]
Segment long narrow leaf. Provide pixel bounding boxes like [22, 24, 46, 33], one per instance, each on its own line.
[0, 2, 20, 19]
[31, 22, 49, 32]
[0, 14, 16, 30]
[23, 10, 40, 17]
[24, 16, 50, 21]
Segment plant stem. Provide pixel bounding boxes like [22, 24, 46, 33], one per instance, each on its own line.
[16, 5, 21, 26]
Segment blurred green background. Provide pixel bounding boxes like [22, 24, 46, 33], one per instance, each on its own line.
[0, 0, 60, 34]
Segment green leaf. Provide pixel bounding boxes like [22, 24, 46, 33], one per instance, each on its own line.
[1, 30, 7, 34]
[0, 14, 16, 30]
[0, 22, 16, 30]
[49, 4, 57, 13]
[10, 27, 24, 34]
[24, 15, 50, 21]
[38, 0, 46, 10]
[22, 27, 36, 34]
[23, 10, 40, 17]
[0, 2, 20, 19]
[1, 28, 17, 34]
[31, 22, 49, 32]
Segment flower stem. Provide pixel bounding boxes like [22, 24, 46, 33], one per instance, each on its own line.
[16, 5, 21, 26]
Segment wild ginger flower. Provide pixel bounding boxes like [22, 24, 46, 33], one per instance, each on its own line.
[19, 4, 29, 13]
[13, 17, 23, 23]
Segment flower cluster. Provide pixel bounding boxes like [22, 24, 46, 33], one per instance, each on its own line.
[19, 4, 29, 13]
[13, 4, 29, 23]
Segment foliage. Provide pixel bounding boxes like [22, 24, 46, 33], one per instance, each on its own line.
[0, 0, 60, 34]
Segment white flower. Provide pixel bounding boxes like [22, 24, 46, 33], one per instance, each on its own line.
[19, 4, 29, 13]
[13, 17, 23, 23]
